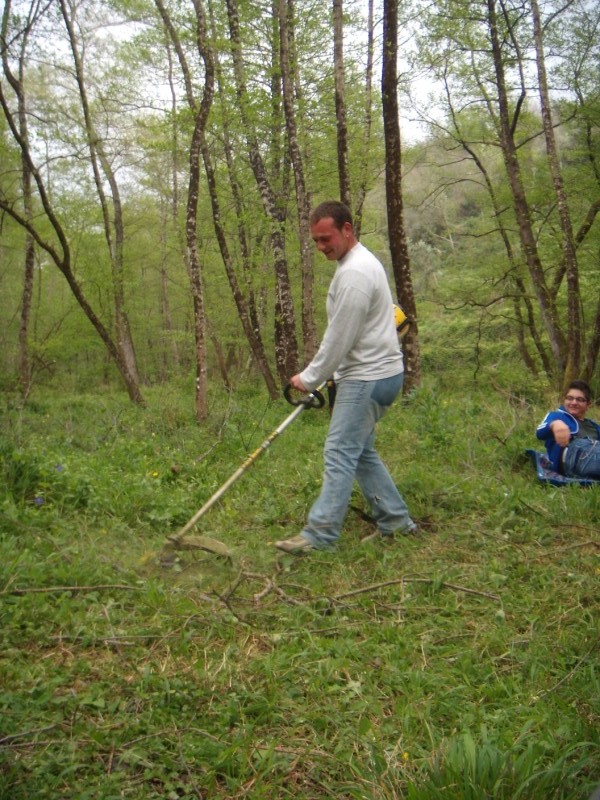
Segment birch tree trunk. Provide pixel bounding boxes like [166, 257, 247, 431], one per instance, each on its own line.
[58, 0, 141, 387]
[161, 41, 181, 376]
[486, 0, 566, 375]
[158, 210, 179, 381]
[225, 0, 299, 384]
[382, 0, 421, 391]
[2, 3, 36, 400]
[408, 0, 599, 384]
[441, 73, 551, 376]
[530, 0, 581, 385]
[155, 0, 214, 420]
[1, 0, 144, 405]
[333, 0, 351, 208]
[278, 0, 317, 361]
[354, 0, 374, 238]
[157, 0, 279, 401]
[208, 0, 269, 372]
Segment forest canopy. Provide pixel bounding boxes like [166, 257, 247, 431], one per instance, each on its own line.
[1, 0, 599, 415]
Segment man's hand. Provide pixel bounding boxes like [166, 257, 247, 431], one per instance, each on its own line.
[550, 420, 571, 447]
[289, 374, 307, 393]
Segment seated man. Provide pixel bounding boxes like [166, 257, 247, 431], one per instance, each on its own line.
[536, 380, 600, 479]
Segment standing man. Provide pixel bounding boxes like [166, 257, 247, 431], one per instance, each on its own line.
[275, 200, 417, 553]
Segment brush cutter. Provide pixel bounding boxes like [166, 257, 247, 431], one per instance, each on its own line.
[161, 383, 327, 559]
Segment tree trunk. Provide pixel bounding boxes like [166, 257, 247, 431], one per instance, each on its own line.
[159, 203, 179, 380]
[153, 48, 181, 379]
[12, 18, 35, 400]
[278, 0, 317, 362]
[187, 0, 215, 421]
[208, 324, 231, 390]
[382, 0, 420, 392]
[584, 294, 600, 382]
[441, 69, 552, 377]
[59, 0, 141, 388]
[200, 136, 279, 399]
[333, 0, 351, 208]
[154, 0, 215, 419]
[354, 0, 374, 238]
[18, 230, 35, 400]
[186, 121, 209, 422]
[159, 0, 279, 401]
[0, 0, 144, 405]
[225, 0, 299, 384]
[530, 0, 581, 385]
[0, 199, 145, 403]
[210, 0, 269, 380]
[486, 0, 566, 376]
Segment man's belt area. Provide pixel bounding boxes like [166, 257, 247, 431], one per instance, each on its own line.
[327, 378, 336, 411]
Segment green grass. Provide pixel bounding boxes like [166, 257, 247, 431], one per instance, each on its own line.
[0, 376, 598, 799]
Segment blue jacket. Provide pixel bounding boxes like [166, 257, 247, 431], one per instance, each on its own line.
[536, 406, 600, 472]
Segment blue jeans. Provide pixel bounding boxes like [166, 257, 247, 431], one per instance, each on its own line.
[300, 374, 415, 548]
[563, 438, 600, 479]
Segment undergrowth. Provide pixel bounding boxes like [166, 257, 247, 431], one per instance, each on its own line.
[0, 375, 598, 799]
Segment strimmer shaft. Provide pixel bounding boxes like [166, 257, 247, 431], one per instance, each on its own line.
[167, 384, 325, 546]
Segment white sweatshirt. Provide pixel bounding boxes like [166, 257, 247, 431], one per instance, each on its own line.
[299, 242, 403, 391]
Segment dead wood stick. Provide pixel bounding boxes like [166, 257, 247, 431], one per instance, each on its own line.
[0, 724, 59, 745]
[532, 635, 600, 703]
[546, 540, 599, 554]
[252, 579, 274, 603]
[334, 577, 500, 602]
[1, 584, 138, 596]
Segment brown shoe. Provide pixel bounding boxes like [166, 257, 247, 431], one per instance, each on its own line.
[274, 535, 314, 554]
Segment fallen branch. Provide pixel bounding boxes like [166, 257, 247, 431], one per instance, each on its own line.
[212, 589, 254, 626]
[2, 584, 138, 596]
[272, 584, 305, 606]
[546, 540, 599, 554]
[334, 577, 500, 602]
[51, 635, 138, 647]
[0, 724, 59, 746]
[252, 578, 274, 603]
[1, 739, 59, 749]
[531, 635, 600, 703]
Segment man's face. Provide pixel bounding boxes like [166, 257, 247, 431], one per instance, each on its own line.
[310, 217, 353, 261]
[563, 390, 591, 420]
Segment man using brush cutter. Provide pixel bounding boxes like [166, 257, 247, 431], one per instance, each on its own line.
[275, 201, 417, 554]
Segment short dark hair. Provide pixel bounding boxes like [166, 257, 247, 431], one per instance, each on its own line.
[310, 200, 353, 230]
[566, 379, 592, 402]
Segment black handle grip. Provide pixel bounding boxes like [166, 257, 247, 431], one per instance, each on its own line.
[284, 384, 325, 409]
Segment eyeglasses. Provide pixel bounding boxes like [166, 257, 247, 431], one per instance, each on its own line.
[564, 396, 588, 403]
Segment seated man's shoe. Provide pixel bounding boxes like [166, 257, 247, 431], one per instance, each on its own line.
[274, 534, 315, 554]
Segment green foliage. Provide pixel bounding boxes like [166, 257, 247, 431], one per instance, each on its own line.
[0, 440, 93, 510]
[408, 729, 597, 799]
[401, 0, 600, 388]
[1, 369, 598, 798]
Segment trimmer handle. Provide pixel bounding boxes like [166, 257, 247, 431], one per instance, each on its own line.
[284, 384, 325, 409]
